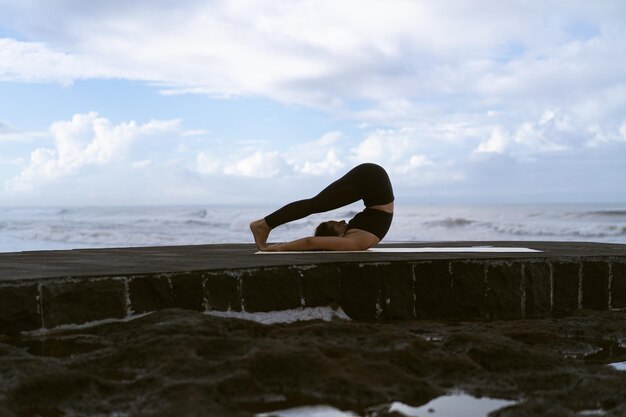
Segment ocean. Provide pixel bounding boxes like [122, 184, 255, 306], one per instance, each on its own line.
[1, 203, 625, 253]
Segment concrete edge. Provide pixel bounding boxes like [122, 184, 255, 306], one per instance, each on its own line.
[2, 256, 625, 335]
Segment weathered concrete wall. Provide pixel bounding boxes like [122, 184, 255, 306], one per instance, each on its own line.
[2, 253, 625, 335]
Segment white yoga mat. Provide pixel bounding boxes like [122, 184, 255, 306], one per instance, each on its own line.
[255, 246, 541, 254]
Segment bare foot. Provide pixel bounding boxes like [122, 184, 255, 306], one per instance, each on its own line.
[250, 218, 271, 250]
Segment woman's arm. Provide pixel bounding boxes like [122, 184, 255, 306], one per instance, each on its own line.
[262, 233, 378, 252]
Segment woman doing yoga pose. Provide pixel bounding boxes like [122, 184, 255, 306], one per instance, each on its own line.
[250, 163, 394, 251]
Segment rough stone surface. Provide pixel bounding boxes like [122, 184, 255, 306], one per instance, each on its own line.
[413, 261, 453, 319]
[380, 263, 415, 320]
[3, 309, 626, 417]
[612, 261, 626, 309]
[523, 263, 551, 318]
[205, 272, 242, 312]
[297, 264, 341, 308]
[241, 268, 301, 312]
[339, 263, 382, 320]
[41, 278, 127, 328]
[552, 261, 580, 315]
[170, 272, 205, 311]
[450, 261, 486, 318]
[0, 284, 40, 334]
[128, 275, 175, 314]
[485, 262, 522, 319]
[581, 261, 609, 310]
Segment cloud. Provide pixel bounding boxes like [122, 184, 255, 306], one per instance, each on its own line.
[2, 2, 625, 182]
[1, 1, 625, 204]
[586, 122, 626, 147]
[297, 149, 344, 176]
[402, 154, 434, 169]
[473, 109, 587, 158]
[0, 129, 50, 143]
[0, 120, 49, 143]
[204, 126, 453, 185]
[223, 151, 287, 178]
[194, 127, 442, 181]
[2, 1, 625, 112]
[5, 112, 179, 192]
[350, 128, 436, 169]
[194, 131, 347, 179]
[0, 38, 127, 85]
[195, 152, 222, 176]
[475, 127, 508, 154]
[180, 129, 210, 137]
[283, 131, 345, 176]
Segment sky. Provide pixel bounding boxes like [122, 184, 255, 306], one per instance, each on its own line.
[0, 0, 625, 206]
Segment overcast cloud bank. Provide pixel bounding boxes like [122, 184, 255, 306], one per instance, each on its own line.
[0, 0, 625, 204]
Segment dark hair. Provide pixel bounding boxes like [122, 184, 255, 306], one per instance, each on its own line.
[314, 221, 339, 237]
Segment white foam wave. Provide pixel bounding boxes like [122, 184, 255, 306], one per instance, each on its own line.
[257, 392, 517, 417]
[388, 393, 516, 417]
[609, 361, 626, 371]
[205, 306, 351, 325]
[1, 204, 626, 252]
[23, 312, 154, 336]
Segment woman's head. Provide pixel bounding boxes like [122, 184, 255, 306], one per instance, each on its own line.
[315, 220, 348, 237]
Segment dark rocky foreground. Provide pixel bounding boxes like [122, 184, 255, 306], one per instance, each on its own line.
[1, 309, 626, 417]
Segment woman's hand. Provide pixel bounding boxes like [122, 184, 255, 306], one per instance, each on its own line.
[261, 243, 282, 251]
[258, 232, 378, 252]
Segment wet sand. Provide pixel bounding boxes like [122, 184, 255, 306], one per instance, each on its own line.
[1, 309, 626, 417]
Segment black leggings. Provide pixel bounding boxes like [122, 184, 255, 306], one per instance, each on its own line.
[264, 163, 394, 229]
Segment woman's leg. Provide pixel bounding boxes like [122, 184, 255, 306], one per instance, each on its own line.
[250, 166, 364, 249]
[250, 164, 378, 249]
[264, 169, 362, 228]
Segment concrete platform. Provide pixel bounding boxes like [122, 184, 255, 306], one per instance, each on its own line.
[1, 241, 625, 335]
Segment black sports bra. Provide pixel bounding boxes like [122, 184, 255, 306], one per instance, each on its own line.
[347, 208, 393, 240]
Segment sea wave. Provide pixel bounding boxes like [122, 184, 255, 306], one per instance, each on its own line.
[424, 217, 475, 228]
[2, 204, 626, 252]
[490, 223, 626, 239]
[581, 209, 626, 217]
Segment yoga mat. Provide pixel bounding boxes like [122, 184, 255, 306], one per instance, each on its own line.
[255, 246, 541, 254]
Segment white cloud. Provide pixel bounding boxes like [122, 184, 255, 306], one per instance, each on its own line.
[298, 149, 344, 176]
[181, 129, 210, 137]
[188, 126, 458, 188]
[586, 123, 626, 147]
[396, 154, 434, 174]
[193, 131, 347, 179]
[5, 112, 179, 192]
[223, 151, 286, 178]
[0, 38, 127, 85]
[2, 3, 625, 178]
[283, 131, 345, 176]
[0, 121, 49, 142]
[351, 128, 424, 165]
[196, 152, 221, 175]
[512, 121, 567, 152]
[474, 109, 577, 157]
[2, 1, 625, 112]
[475, 127, 508, 154]
[1, 1, 625, 204]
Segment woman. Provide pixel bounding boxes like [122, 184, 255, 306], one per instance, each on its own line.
[250, 163, 394, 251]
